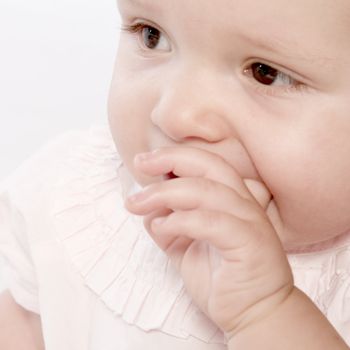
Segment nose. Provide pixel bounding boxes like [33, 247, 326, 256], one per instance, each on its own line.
[150, 67, 232, 143]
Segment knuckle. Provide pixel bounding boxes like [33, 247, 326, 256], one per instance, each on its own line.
[204, 210, 219, 231]
[195, 177, 216, 193]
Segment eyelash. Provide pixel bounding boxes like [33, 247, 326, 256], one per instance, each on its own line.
[121, 22, 308, 97]
[121, 22, 150, 35]
[243, 65, 307, 97]
[121, 22, 166, 50]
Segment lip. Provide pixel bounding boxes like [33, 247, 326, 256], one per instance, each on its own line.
[163, 171, 178, 180]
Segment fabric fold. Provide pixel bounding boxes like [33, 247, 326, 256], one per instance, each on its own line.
[51, 125, 225, 344]
[51, 124, 350, 345]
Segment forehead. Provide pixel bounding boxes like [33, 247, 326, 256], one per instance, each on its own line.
[119, 0, 349, 22]
[118, 0, 349, 37]
[118, 0, 350, 67]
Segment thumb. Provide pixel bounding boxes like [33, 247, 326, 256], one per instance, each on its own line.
[243, 178, 272, 210]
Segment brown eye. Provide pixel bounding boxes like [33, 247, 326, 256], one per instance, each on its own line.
[122, 22, 171, 51]
[251, 63, 278, 85]
[142, 26, 161, 49]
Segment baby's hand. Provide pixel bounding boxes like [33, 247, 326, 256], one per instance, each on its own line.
[125, 147, 294, 338]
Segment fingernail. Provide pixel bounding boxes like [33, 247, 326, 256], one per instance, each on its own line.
[135, 152, 154, 162]
[127, 190, 148, 203]
[152, 216, 167, 226]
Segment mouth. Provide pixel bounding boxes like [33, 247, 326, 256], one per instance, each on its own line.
[163, 171, 178, 180]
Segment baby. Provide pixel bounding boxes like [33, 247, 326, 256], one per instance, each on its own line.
[0, 0, 350, 349]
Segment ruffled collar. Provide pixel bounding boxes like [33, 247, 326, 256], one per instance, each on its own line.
[51, 125, 225, 344]
[51, 124, 350, 341]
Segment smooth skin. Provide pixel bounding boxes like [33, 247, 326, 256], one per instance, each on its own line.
[126, 147, 293, 333]
[0, 291, 44, 350]
[2, 0, 350, 348]
[125, 148, 348, 348]
[109, 0, 350, 348]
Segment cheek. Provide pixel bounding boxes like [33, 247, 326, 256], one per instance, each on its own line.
[107, 69, 159, 183]
[253, 108, 350, 237]
[109, 97, 143, 167]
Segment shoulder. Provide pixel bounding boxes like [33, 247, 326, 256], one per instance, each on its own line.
[1, 124, 226, 345]
[0, 123, 123, 250]
[0, 291, 44, 350]
[0, 124, 120, 211]
[0, 123, 124, 311]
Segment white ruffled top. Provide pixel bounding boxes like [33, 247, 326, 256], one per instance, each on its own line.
[0, 124, 349, 350]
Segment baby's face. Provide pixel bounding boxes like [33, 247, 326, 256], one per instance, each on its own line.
[108, 0, 350, 250]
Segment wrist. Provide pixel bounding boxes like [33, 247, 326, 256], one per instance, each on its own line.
[226, 288, 348, 350]
[224, 284, 294, 341]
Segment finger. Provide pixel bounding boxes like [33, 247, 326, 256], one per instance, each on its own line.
[243, 179, 272, 210]
[134, 147, 255, 202]
[150, 209, 270, 255]
[125, 176, 261, 221]
[143, 208, 182, 251]
[143, 209, 194, 271]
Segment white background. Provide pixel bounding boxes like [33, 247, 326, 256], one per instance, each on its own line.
[0, 0, 121, 291]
